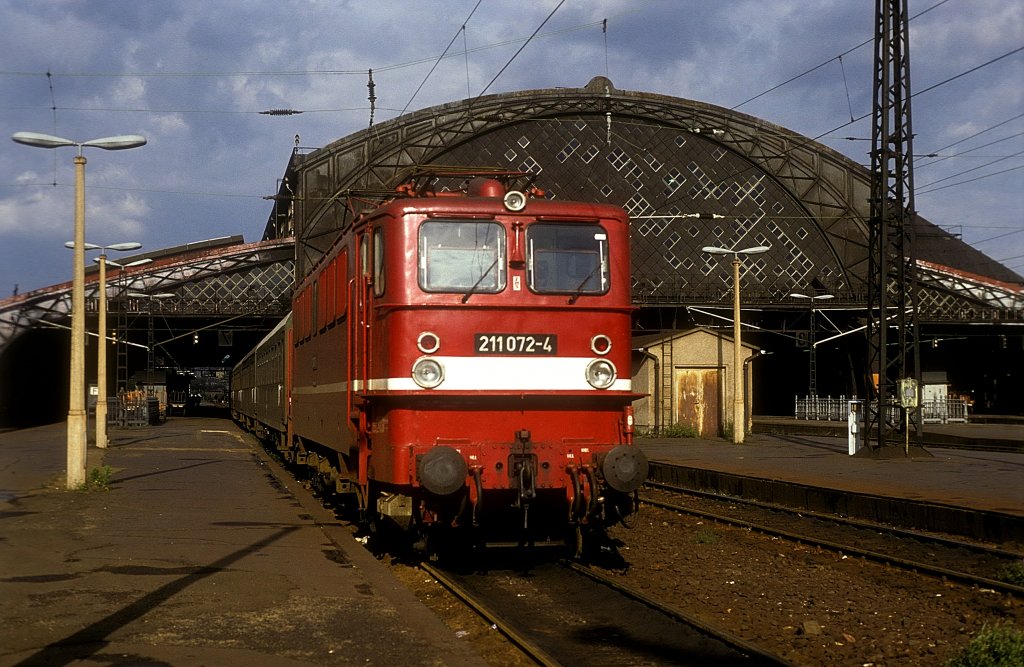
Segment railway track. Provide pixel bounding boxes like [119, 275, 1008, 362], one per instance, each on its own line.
[420, 559, 791, 666]
[642, 482, 1024, 598]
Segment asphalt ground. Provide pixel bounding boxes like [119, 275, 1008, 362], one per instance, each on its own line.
[0, 417, 485, 667]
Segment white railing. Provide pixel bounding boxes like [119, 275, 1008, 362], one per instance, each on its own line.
[795, 395, 969, 424]
[920, 398, 969, 424]
[794, 395, 851, 421]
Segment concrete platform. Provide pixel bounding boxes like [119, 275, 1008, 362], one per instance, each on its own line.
[0, 418, 484, 666]
[752, 416, 1024, 452]
[637, 428, 1024, 544]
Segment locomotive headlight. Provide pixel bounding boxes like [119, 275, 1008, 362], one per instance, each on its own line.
[590, 334, 612, 355]
[417, 331, 440, 354]
[503, 190, 527, 212]
[585, 358, 617, 389]
[412, 357, 445, 388]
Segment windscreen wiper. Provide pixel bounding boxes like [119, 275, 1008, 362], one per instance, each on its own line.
[462, 256, 500, 303]
[568, 264, 599, 304]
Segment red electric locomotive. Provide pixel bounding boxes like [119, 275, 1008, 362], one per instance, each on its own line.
[237, 170, 647, 554]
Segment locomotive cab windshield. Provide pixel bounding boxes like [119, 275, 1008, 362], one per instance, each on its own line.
[528, 223, 609, 296]
[417, 218, 610, 300]
[419, 220, 506, 294]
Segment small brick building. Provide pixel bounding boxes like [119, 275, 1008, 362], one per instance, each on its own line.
[632, 328, 758, 437]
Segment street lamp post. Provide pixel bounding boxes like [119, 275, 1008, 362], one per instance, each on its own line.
[66, 242, 143, 448]
[12, 131, 146, 488]
[703, 244, 770, 444]
[790, 292, 835, 398]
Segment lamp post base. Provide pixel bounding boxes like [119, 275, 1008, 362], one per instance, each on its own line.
[66, 409, 88, 488]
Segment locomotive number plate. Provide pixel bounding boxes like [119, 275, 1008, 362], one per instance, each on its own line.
[474, 333, 557, 355]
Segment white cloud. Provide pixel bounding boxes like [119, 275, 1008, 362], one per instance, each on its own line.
[0, 0, 1020, 290]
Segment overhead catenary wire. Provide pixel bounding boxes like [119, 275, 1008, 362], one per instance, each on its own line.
[838, 54, 855, 123]
[2, 1, 1018, 301]
[914, 45, 1024, 98]
[4, 2, 1015, 162]
[45, 70, 58, 187]
[917, 131, 1024, 167]
[729, 0, 955, 111]
[475, 0, 566, 99]
[603, 18, 610, 79]
[463, 25, 472, 100]
[974, 228, 1024, 246]
[3, 1, 1017, 212]
[0, 19, 602, 80]
[918, 111, 1024, 157]
[399, 0, 484, 117]
[916, 163, 1024, 195]
[656, 42, 1024, 214]
[916, 149, 1024, 190]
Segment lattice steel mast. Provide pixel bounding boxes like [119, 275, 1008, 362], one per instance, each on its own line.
[865, 0, 922, 448]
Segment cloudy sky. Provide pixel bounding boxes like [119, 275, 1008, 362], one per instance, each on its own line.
[1, 0, 1021, 295]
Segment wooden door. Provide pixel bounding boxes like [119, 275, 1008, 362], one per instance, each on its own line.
[675, 368, 720, 437]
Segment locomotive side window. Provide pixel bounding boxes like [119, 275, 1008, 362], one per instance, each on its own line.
[373, 227, 385, 297]
[324, 258, 336, 326]
[360, 234, 370, 277]
[418, 221, 506, 293]
[311, 280, 319, 333]
[334, 248, 348, 321]
[296, 285, 312, 343]
[526, 223, 609, 295]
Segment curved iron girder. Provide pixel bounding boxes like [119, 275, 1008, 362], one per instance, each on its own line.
[0, 237, 294, 355]
[916, 260, 1024, 322]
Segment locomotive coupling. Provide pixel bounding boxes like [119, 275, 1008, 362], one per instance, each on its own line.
[511, 429, 538, 506]
[600, 445, 649, 493]
[418, 446, 468, 496]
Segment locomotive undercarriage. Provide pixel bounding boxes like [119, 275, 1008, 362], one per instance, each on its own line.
[371, 485, 639, 562]
[385, 444, 642, 560]
[273, 435, 366, 514]
[257, 422, 644, 561]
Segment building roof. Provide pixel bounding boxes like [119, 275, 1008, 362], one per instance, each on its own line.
[633, 326, 759, 351]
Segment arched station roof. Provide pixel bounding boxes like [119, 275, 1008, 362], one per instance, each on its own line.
[275, 76, 1021, 323]
[0, 236, 293, 356]
[0, 236, 292, 427]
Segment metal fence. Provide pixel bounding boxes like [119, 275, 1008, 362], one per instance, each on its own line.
[794, 396, 852, 421]
[920, 399, 969, 424]
[794, 395, 969, 424]
[107, 393, 161, 427]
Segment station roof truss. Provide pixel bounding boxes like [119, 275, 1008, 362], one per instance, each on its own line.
[916, 259, 1023, 323]
[269, 77, 1020, 323]
[0, 237, 294, 353]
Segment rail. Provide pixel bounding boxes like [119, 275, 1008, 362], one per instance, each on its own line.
[642, 483, 1024, 598]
